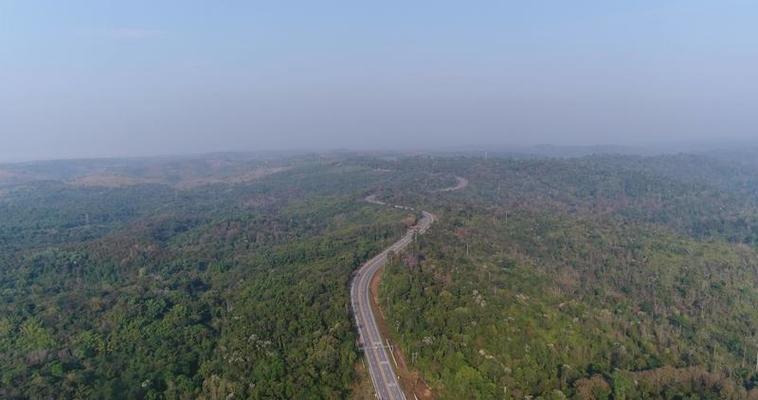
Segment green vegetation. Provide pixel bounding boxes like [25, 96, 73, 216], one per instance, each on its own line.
[380, 155, 758, 399]
[0, 157, 408, 399]
[4, 151, 758, 399]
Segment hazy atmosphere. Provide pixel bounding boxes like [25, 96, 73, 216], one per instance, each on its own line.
[6, 4, 758, 399]
[2, 1, 758, 161]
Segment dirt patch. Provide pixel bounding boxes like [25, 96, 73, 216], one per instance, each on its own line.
[174, 166, 292, 188]
[68, 174, 150, 187]
[0, 169, 20, 186]
[370, 266, 435, 400]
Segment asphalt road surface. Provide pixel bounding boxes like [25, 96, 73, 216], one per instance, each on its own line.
[355, 177, 465, 399]
[351, 209, 434, 400]
[435, 176, 468, 192]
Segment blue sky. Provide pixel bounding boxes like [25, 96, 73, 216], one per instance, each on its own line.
[2, 1, 758, 160]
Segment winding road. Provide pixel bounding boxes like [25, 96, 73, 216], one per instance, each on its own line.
[435, 176, 468, 192]
[353, 177, 467, 399]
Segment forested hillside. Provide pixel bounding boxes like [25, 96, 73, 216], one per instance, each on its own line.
[3, 151, 758, 399]
[0, 156, 413, 399]
[379, 154, 758, 399]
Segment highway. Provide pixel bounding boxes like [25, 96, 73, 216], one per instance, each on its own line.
[351, 207, 434, 400]
[435, 176, 468, 192]
[354, 177, 466, 399]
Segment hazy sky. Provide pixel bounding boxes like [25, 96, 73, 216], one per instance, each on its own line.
[2, 1, 758, 161]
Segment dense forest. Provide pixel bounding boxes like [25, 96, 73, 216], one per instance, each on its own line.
[379, 154, 758, 399]
[0, 156, 412, 399]
[2, 151, 758, 399]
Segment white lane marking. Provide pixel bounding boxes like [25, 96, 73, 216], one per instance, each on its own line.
[352, 205, 435, 399]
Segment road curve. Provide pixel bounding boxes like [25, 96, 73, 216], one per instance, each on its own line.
[434, 176, 469, 192]
[351, 207, 434, 400]
[355, 177, 466, 399]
